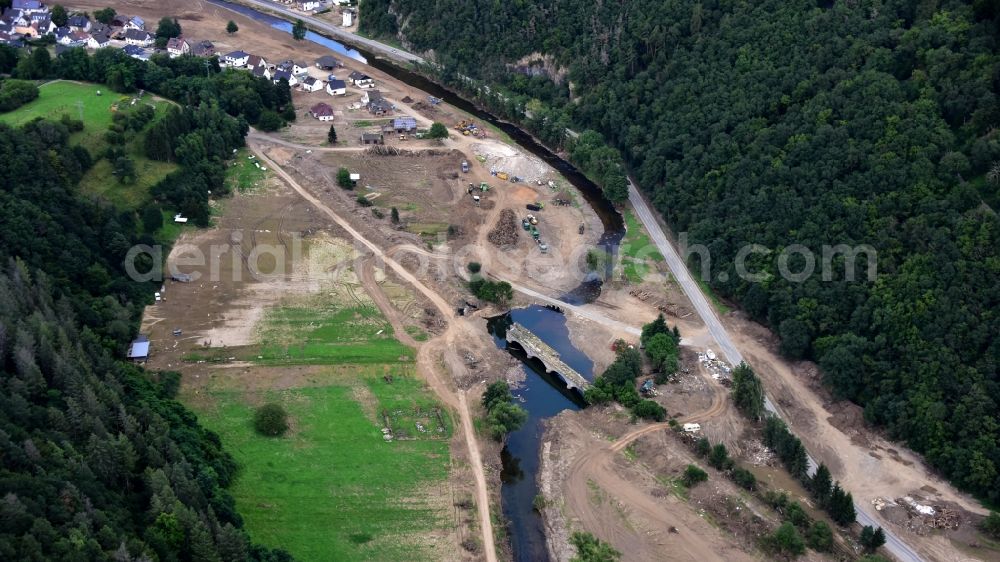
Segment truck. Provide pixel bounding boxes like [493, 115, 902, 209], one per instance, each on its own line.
[526, 204, 542, 212]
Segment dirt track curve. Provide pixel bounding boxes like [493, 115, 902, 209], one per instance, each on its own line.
[563, 374, 751, 562]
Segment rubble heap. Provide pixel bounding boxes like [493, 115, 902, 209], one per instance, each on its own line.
[488, 209, 519, 246]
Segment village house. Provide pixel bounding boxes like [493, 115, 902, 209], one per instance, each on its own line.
[326, 78, 346, 96]
[246, 54, 268, 71]
[59, 29, 89, 46]
[252, 64, 271, 80]
[368, 98, 393, 116]
[127, 335, 150, 363]
[349, 71, 375, 88]
[315, 55, 339, 70]
[191, 39, 215, 56]
[360, 89, 381, 105]
[310, 102, 334, 121]
[300, 76, 324, 93]
[123, 44, 149, 60]
[12, 0, 46, 15]
[223, 49, 250, 67]
[124, 28, 154, 47]
[392, 116, 418, 133]
[297, 0, 321, 11]
[167, 36, 190, 57]
[87, 31, 111, 49]
[360, 133, 384, 145]
[276, 59, 308, 75]
[272, 69, 298, 87]
[67, 14, 90, 32]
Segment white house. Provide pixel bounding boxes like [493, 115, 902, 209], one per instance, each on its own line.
[87, 32, 111, 49]
[361, 89, 382, 105]
[310, 102, 334, 121]
[67, 14, 91, 33]
[127, 16, 145, 30]
[246, 54, 268, 71]
[167, 37, 190, 57]
[12, 0, 46, 15]
[348, 71, 374, 88]
[299, 76, 324, 93]
[272, 69, 298, 87]
[297, 0, 321, 11]
[124, 28, 154, 47]
[223, 50, 250, 67]
[342, 9, 353, 27]
[326, 78, 346, 96]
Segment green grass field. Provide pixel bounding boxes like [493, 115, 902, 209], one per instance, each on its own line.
[226, 148, 270, 193]
[255, 302, 414, 365]
[0, 81, 115, 145]
[620, 209, 664, 283]
[0, 81, 178, 209]
[197, 373, 452, 562]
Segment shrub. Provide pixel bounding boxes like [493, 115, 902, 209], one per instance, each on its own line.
[337, 167, 353, 189]
[253, 403, 289, 437]
[731, 467, 757, 490]
[682, 464, 708, 487]
[761, 521, 805, 558]
[356, 194, 373, 207]
[632, 399, 666, 421]
[806, 521, 833, 552]
[467, 262, 482, 274]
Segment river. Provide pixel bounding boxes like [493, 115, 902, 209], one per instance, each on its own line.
[204, 3, 615, 559]
[487, 306, 593, 562]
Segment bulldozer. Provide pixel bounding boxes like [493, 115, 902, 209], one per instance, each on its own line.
[496, 171, 510, 181]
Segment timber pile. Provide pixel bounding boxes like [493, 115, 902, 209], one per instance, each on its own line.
[488, 209, 519, 246]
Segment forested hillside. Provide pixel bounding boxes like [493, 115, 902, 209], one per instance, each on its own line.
[0, 49, 294, 559]
[361, 0, 1000, 501]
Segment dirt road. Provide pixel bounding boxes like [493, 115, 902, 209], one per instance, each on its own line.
[627, 180, 928, 562]
[249, 138, 498, 562]
[562, 377, 753, 562]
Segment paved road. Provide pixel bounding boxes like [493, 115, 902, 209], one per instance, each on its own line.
[506, 281, 642, 337]
[627, 180, 925, 562]
[228, 0, 426, 64]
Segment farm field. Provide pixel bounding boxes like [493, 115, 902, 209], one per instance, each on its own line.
[196, 372, 453, 562]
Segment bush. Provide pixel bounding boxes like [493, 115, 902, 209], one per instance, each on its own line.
[761, 521, 805, 558]
[253, 403, 289, 437]
[632, 399, 666, 421]
[695, 437, 711, 457]
[569, 531, 621, 562]
[682, 464, 708, 487]
[467, 262, 482, 274]
[708, 443, 730, 470]
[806, 521, 833, 552]
[427, 121, 449, 139]
[981, 512, 1000, 539]
[337, 167, 353, 189]
[731, 467, 757, 490]
[356, 194, 373, 207]
[256, 110, 284, 131]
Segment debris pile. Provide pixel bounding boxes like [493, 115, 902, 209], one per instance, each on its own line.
[488, 209, 519, 246]
[872, 497, 962, 533]
[698, 349, 732, 381]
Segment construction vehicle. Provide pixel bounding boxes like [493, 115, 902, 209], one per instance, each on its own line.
[398, 134, 407, 141]
[579, 223, 585, 235]
[531, 227, 540, 240]
[526, 204, 542, 212]
[468, 183, 475, 194]
[496, 171, 509, 181]
[522, 219, 530, 230]
[479, 182, 490, 192]
[526, 214, 538, 225]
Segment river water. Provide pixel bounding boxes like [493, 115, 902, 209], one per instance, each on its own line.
[204, 3, 614, 559]
[487, 306, 593, 561]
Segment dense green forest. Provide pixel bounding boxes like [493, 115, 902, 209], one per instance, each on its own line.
[361, 0, 1000, 502]
[0, 49, 294, 559]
